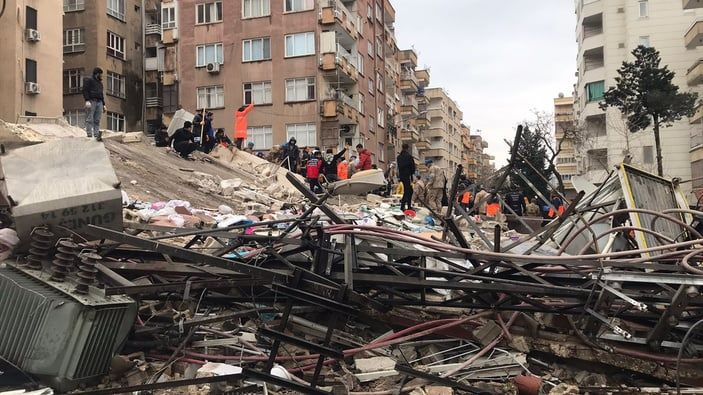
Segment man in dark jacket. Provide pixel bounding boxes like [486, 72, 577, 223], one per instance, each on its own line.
[397, 144, 416, 211]
[281, 137, 299, 171]
[171, 121, 197, 159]
[505, 190, 527, 216]
[321, 147, 347, 182]
[355, 144, 372, 171]
[82, 67, 105, 141]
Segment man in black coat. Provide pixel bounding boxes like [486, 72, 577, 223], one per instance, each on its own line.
[397, 144, 416, 211]
[321, 146, 347, 182]
[171, 121, 197, 159]
[82, 67, 105, 141]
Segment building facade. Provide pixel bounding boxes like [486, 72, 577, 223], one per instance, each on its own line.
[423, 88, 463, 171]
[62, 0, 148, 132]
[171, 0, 399, 164]
[0, 0, 63, 122]
[684, 0, 703, 197]
[574, 0, 703, 198]
[554, 94, 577, 198]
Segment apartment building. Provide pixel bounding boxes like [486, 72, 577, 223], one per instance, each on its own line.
[62, 0, 148, 132]
[684, 0, 703, 197]
[423, 88, 463, 171]
[574, 0, 703, 198]
[0, 0, 62, 122]
[172, 0, 398, 165]
[554, 94, 577, 198]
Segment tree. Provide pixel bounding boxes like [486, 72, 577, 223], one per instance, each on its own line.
[600, 45, 698, 176]
[510, 125, 551, 198]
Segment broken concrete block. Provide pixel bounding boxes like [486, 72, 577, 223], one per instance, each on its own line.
[366, 194, 384, 204]
[473, 320, 502, 346]
[355, 369, 398, 383]
[425, 386, 454, 395]
[355, 356, 396, 373]
[221, 178, 243, 191]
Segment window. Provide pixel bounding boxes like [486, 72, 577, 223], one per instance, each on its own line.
[107, 112, 125, 132]
[196, 43, 224, 67]
[367, 41, 374, 58]
[162, 3, 177, 29]
[243, 0, 270, 18]
[639, 36, 650, 47]
[243, 37, 271, 61]
[377, 108, 385, 127]
[63, 69, 83, 94]
[285, 0, 313, 12]
[64, 110, 85, 127]
[285, 77, 315, 102]
[64, 0, 85, 12]
[588, 148, 608, 170]
[163, 84, 179, 113]
[378, 143, 384, 162]
[368, 78, 374, 94]
[107, 31, 125, 59]
[375, 2, 382, 23]
[639, 0, 648, 17]
[197, 85, 225, 109]
[367, 4, 373, 19]
[243, 81, 272, 105]
[197, 2, 222, 24]
[26, 7, 37, 30]
[376, 71, 383, 92]
[643, 146, 654, 164]
[286, 123, 317, 147]
[248, 126, 273, 149]
[107, 0, 125, 21]
[25, 59, 37, 83]
[375, 37, 382, 58]
[107, 72, 126, 98]
[368, 117, 375, 133]
[586, 80, 605, 102]
[358, 57, 364, 75]
[63, 28, 85, 53]
[358, 93, 365, 115]
[285, 32, 315, 57]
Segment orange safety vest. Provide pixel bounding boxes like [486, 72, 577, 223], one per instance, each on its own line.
[486, 202, 500, 217]
[460, 192, 471, 204]
[234, 104, 254, 139]
[548, 205, 565, 218]
[337, 162, 349, 180]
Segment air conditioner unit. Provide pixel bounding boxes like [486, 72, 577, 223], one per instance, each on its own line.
[25, 28, 41, 42]
[206, 62, 220, 73]
[25, 82, 41, 94]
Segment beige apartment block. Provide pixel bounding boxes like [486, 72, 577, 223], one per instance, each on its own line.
[396, 49, 430, 166]
[575, 0, 703, 198]
[684, 0, 703, 197]
[62, 0, 148, 133]
[175, 0, 399, 165]
[424, 88, 463, 171]
[0, 0, 63, 122]
[554, 94, 577, 198]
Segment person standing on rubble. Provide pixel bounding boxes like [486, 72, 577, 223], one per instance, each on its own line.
[505, 189, 527, 216]
[171, 121, 198, 159]
[397, 144, 416, 211]
[355, 144, 373, 171]
[83, 67, 106, 141]
[306, 150, 324, 193]
[474, 187, 489, 216]
[322, 147, 347, 182]
[425, 160, 445, 213]
[281, 137, 299, 171]
[234, 104, 254, 149]
[526, 197, 541, 217]
[214, 128, 232, 148]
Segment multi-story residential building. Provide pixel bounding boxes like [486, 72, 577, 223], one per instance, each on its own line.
[574, 0, 703, 198]
[554, 94, 577, 198]
[684, 0, 703, 197]
[0, 0, 62, 122]
[468, 133, 494, 183]
[424, 88, 463, 170]
[174, 0, 399, 165]
[396, 50, 430, 164]
[62, 0, 148, 132]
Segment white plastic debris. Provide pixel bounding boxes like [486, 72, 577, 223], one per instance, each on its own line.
[0, 228, 20, 260]
[218, 204, 234, 215]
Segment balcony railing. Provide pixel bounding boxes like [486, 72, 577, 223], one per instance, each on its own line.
[146, 97, 162, 108]
[145, 24, 162, 36]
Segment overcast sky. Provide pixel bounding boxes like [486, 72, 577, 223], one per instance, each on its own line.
[394, 0, 577, 166]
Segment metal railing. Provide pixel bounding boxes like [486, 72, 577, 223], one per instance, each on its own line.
[145, 24, 162, 35]
[335, 44, 358, 72]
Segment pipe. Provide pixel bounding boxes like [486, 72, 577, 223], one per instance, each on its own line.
[575, 226, 675, 256]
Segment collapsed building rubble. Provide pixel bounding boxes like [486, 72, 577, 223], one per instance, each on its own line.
[3, 127, 703, 394]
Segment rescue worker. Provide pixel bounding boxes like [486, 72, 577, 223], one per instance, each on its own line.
[505, 190, 527, 216]
[322, 147, 347, 182]
[425, 160, 445, 212]
[548, 194, 565, 218]
[171, 121, 197, 159]
[486, 194, 501, 218]
[281, 137, 299, 171]
[526, 197, 541, 217]
[458, 187, 472, 211]
[305, 150, 324, 193]
[474, 187, 489, 216]
[337, 159, 350, 180]
[397, 143, 416, 212]
[355, 144, 373, 171]
[234, 104, 254, 149]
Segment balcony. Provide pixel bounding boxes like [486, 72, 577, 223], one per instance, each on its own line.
[145, 57, 158, 71]
[424, 148, 448, 158]
[416, 138, 430, 150]
[401, 100, 418, 117]
[428, 108, 443, 120]
[684, 0, 703, 9]
[415, 69, 430, 88]
[686, 20, 703, 48]
[400, 72, 419, 93]
[400, 127, 420, 143]
[424, 128, 444, 139]
[688, 59, 703, 86]
[691, 104, 703, 124]
[322, 91, 360, 124]
[145, 24, 161, 36]
[320, 44, 359, 84]
[398, 49, 417, 68]
[320, 0, 359, 48]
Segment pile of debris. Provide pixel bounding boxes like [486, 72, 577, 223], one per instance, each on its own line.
[2, 127, 703, 395]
